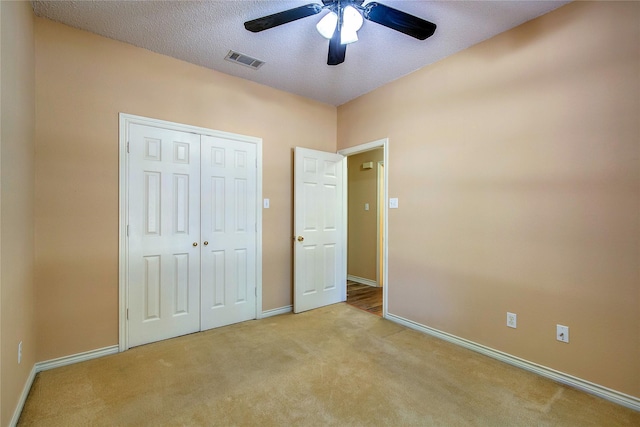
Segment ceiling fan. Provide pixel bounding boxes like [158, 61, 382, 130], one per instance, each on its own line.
[244, 0, 437, 66]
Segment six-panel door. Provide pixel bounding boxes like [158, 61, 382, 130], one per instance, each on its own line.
[201, 135, 257, 330]
[128, 124, 202, 347]
[128, 124, 258, 347]
[293, 147, 346, 313]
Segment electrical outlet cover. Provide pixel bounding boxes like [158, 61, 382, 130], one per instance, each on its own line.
[557, 324, 569, 343]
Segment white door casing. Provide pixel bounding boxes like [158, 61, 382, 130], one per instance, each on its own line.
[293, 147, 346, 313]
[120, 114, 262, 351]
[201, 135, 257, 330]
[377, 161, 385, 287]
[127, 123, 202, 348]
[338, 138, 389, 318]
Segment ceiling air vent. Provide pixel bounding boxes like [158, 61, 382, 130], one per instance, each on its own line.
[224, 50, 265, 70]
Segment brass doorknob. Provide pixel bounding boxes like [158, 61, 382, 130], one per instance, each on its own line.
[193, 242, 198, 247]
[297, 236, 304, 242]
[204, 241, 209, 246]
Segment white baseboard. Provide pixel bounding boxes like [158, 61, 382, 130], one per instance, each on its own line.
[386, 313, 640, 412]
[9, 365, 36, 427]
[347, 274, 378, 287]
[35, 345, 119, 372]
[10, 345, 120, 426]
[261, 305, 292, 318]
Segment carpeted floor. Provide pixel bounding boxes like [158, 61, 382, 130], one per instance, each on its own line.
[18, 303, 639, 426]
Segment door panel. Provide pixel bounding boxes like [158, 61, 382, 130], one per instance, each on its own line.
[201, 135, 257, 330]
[128, 124, 201, 347]
[294, 147, 345, 313]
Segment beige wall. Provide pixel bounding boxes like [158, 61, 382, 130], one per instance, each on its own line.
[1, 1, 36, 425]
[34, 18, 336, 361]
[338, 1, 640, 397]
[348, 149, 383, 282]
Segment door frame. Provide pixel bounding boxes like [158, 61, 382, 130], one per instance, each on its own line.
[118, 113, 263, 351]
[338, 138, 389, 318]
[376, 160, 384, 288]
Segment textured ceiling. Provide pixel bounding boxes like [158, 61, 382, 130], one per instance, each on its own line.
[31, 0, 570, 106]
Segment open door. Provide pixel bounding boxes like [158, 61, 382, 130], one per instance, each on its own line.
[293, 147, 346, 313]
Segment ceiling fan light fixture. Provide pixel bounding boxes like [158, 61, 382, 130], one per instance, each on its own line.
[245, 0, 437, 66]
[343, 6, 363, 32]
[340, 28, 358, 44]
[316, 11, 338, 39]
[340, 6, 363, 45]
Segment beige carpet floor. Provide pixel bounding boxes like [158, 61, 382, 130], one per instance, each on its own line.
[19, 303, 639, 426]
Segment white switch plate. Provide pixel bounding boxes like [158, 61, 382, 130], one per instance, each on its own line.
[263, 198, 270, 209]
[557, 325, 569, 343]
[507, 312, 517, 328]
[389, 198, 399, 209]
[364, 203, 369, 211]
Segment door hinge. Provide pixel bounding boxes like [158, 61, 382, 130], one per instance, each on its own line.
[126, 309, 129, 320]
[127, 225, 130, 236]
[255, 287, 257, 297]
[127, 142, 130, 153]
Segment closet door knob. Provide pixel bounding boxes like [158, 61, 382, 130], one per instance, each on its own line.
[192, 242, 198, 247]
[204, 241, 209, 246]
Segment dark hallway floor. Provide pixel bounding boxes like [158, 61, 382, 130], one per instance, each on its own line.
[346, 281, 382, 316]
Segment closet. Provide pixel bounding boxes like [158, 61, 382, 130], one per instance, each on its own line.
[123, 117, 260, 348]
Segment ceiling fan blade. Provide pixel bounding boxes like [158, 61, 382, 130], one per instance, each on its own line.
[244, 4, 323, 32]
[327, 27, 346, 66]
[322, 0, 362, 4]
[363, 2, 436, 40]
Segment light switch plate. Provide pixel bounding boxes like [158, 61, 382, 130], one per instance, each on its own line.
[263, 198, 270, 209]
[507, 312, 517, 328]
[389, 198, 399, 209]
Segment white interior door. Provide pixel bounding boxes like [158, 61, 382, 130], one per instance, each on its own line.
[201, 135, 257, 330]
[125, 117, 260, 348]
[128, 123, 201, 347]
[294, 147, 346, 313]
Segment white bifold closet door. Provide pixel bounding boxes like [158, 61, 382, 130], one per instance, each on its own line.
[127, 124, 257, 348]
[200, 135, 257, 330]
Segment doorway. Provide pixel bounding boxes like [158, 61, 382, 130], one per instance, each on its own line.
[292, 140, 388, 316]
[339, 139, 388, 317]
[119, 114, 263, 350]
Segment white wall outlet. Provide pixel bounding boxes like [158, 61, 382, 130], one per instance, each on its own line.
[507, 312, 517, 328]
[557, 325, 569, 343]
[263, 198, 270, 209]
[18, 341, 23, 364]
[389, 198, 399, 209]
[364, 203, 369, 211]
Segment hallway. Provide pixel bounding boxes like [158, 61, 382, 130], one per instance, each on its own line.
[346, 281, 382, 316]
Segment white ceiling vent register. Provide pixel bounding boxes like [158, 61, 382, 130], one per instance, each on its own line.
[224, 50, 265, 70]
